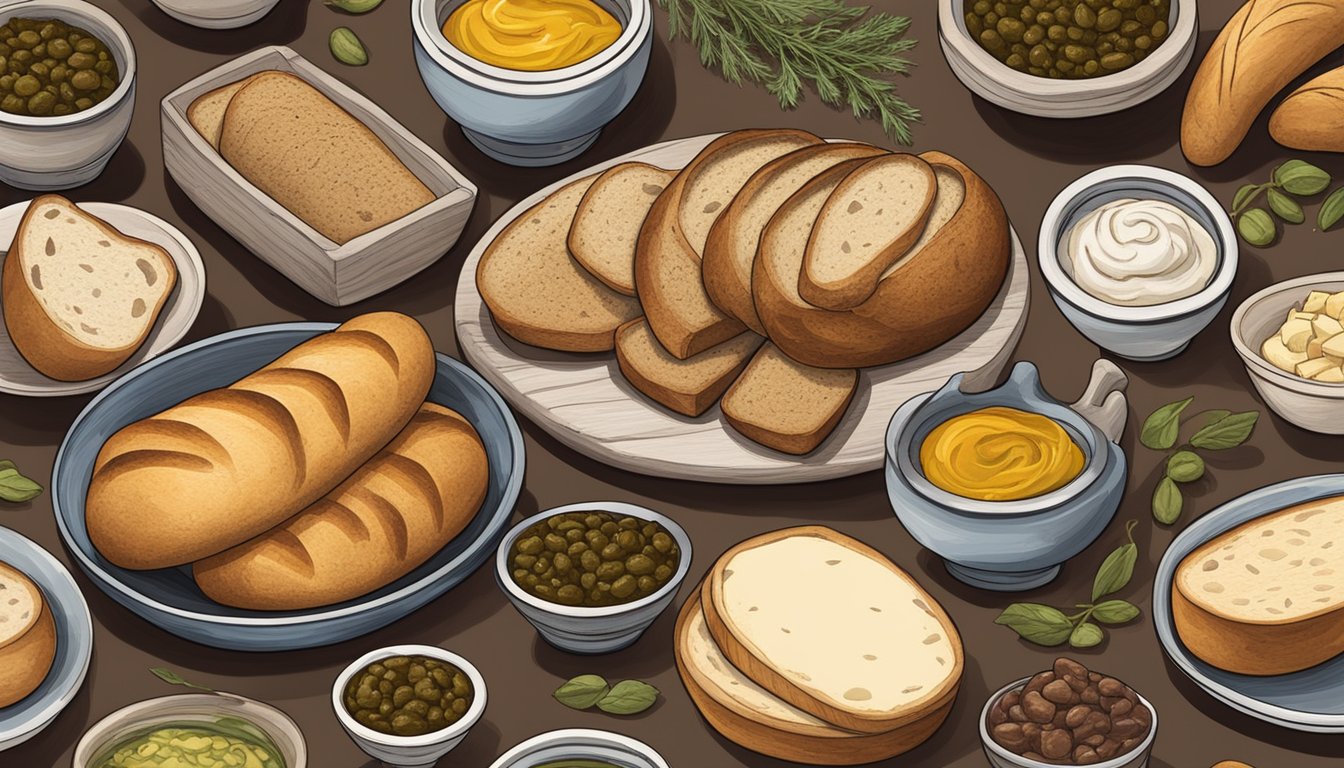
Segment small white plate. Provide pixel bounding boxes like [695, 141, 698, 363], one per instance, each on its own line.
[0, 201, 206, 397]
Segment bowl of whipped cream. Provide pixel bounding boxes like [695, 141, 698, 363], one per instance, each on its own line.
[1038, 165, 1237, 361]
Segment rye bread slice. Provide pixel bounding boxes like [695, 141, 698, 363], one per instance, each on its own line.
[720, 344, 857, 455]
[615, 317, 763, 417]
[569, 162, 674, 296]
[478, 176, 641, 352]
[187, 73, 262, 150]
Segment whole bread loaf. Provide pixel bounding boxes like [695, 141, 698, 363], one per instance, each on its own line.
[86, 312, 435, 570]
[193, 402, 488, 610]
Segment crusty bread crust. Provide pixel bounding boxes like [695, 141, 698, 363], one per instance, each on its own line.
[1269, 69, 1344, 153]
[1171, 582, 1344, 676]
[0, 563, 55, 708]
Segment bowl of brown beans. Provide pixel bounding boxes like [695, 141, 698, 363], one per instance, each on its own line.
[938, 0, 1197, 118]
[332, 645, 486, 768]
[980, 658, 1157, 768]
[496, 501, 692, 655]
[0, 0, 135, 190]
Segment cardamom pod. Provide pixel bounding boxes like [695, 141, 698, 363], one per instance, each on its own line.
[326, 0, 383, 12]
[330, 27, 368, 67]
[1320, 187, 1344, 231]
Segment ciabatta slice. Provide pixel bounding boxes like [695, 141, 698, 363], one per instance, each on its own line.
[0, 560, 56, 708]
[568, 162, 674, 296]
[2, 195, 177, 382]
[615, 317, 763, 417]
[720, 344, 856, 455]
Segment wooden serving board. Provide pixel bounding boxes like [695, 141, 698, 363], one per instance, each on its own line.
[454, 134, 1030, 484]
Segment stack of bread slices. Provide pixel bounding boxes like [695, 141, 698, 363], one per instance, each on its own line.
[477, 129, 1010, 455]
[674, 526, 964, 765]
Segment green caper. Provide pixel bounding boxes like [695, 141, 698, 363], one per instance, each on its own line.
[25, 89, 52, 114]
[12, 73, 37, 96]
[963, 0, 1168, 79]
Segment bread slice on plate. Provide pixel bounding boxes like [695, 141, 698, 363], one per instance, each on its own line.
[569, 162, 674, 296]
[676, 587, 955, 764]
[800, 154, 936, 311]
[703, 143, 887, 335]
[186, 73, 262, 150]
[701, 526, 963, 735]
[615, 317, 763, 417]
[720, 344, 857, 455]
[478, 175, 641, 352]
[0, 560, 56, 708]
[635, 129, 821, 359]
[2, 195, 178, 382]
[1173, 494, 1344, 676]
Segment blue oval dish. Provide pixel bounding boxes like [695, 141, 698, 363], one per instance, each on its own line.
[51, 322, 524, 652]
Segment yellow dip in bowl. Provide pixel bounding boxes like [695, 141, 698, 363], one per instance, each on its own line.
[444, 0, 622, 72]
[920, 406, 1085, 501]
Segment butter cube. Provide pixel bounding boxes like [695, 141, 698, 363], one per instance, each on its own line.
[1314, 315, 1343, 340]
[1305, 290, 1332, 313]
[1309, 337, 1325, 358]
[1315, 366, 1344, 383]
[1328, 292, 1344, 320]
[1282, 317, 1315, 353]
[1263, 336, 1309, 372]
[1297, 357, 1337, 379]
[1325, 333, 1344, 360]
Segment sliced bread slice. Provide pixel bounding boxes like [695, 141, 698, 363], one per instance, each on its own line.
[703, 143, 887, 334]
[186, 73, 262, 150]
[568, 162, 674, 296]
[1173, 493, 1344, 675]
[702, 526, 963, 735]
[2, 195, 178, 382]
[636, 129, 821, 359]
[615, 317, 763, 417]
[800, 154, 936, 311]
[478, 176, 641, 352]
[0, 560, 56, 708]
[719, 344, 856, 455]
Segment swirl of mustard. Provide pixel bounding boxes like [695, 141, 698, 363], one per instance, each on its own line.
[920, 407, 1085, 501]
[443, 0, 622, 72]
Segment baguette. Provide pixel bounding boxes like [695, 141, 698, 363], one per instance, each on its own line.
[0, 561, 56, 708]
[86, 312, 435, 570]
[1269, 68, 1344, 152]
[193, 403, 488, 610]
[614, 317, 763, 417]
[568, 162, 674, 296]
[1181, 0, 1344, 166]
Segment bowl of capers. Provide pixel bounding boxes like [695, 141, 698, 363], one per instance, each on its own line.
[496, 501, 692, 655]
[938, 0, 1198, 118]
[0, 0, 136, 190]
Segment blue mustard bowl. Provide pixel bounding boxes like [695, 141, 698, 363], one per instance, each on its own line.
[885, 360, 1129, 591]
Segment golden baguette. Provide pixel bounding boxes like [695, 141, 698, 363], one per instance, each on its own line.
[1270, 68, 1344, 152]
[193, 403, 488, 610]
[86, 312, 435, 570]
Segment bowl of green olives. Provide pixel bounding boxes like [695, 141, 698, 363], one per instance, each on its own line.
[332, 645, 486, 768]
[496, 502, 692, 655]
[0, 0, 135, 190]
[937, 0, 1197, 117]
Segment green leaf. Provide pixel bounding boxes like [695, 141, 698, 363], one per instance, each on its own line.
[1189, 411, 1259, 450]
[1231, 183, 1261, 214]
[1092, 541, 1138, 601]
[1268, 188, 1305, 224]
[1140, 397, 1193, 450]
[1320, 187, 1344, 231]
[325, 0, 383, 12]
[0, 460, 16, 473]
[1069, 621, 1105, 648]
[149, 667, 213, 692]
[1091, 599, 1141, 625]
[595, 679, 659, 715]
[329, 27, 368, 66]
[995, 603, 1074, 646]
[1153, 477, 1183, 525]
[1274, 159, 1332, 196]
[1166, 450, 1206, 483]
[1238, 209, 1276, 247]
[0, 464, 41, 503]
[553, 675, 610, 710]
[1198, 410, 1231, 429]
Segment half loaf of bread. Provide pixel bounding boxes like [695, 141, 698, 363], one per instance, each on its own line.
[1269, 68, 1344, 153]
[615, 317, 763, 417]
[569, 162, 674, 296]
[0, 560, 56, 708]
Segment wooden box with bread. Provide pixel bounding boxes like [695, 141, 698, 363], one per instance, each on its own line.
[160, 46, 477, 306]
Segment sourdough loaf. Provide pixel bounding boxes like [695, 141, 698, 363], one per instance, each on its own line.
[569, 162, 674, 296]
[615, 317, 763, 417]
[478, 175, 641, 352]
[85, 312, 435, 570]
[1269, 69, 1344, 153]
[0, 560, 56, 708]
[720, 344, 856, 455]
[2, 195, 177, 382]
[193, 403, 488, 610]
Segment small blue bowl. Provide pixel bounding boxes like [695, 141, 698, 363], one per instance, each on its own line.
[51, 322, 524, 652]
[885, 361, 1129, 591]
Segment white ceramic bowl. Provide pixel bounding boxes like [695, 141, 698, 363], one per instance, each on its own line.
[1038, 165, 1237, 361]
[332, 645, 487, 768]
[497, 501, 692, 654]
[411, 0, 652, 166]
[72, 693, 307, 768]
[1231, 272, 1344, 435]
[938, 0, 1197, 117]
[0, 0, 136, 190]
[488, 728, 669, 768]
[149, 0, 281, 29]
[980, 676, 1157, 768]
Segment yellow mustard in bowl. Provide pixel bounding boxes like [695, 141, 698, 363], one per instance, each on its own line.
[920, 406, 1085, 501]
[443, 0, 622, 72]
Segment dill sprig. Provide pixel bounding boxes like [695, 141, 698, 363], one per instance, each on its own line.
[658, 0, 920, 145]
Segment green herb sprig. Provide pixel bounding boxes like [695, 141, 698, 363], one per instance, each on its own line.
[1141, 398, 1259, 525]
[553, 675, 658, 716]
[657, 0, 919, 144]
[995, 521, 1141, 649]
[0, 460, 41, 503]
[1231, 160, 1332, 246]
[150, 667, 214, 692]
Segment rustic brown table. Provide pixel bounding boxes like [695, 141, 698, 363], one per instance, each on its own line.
[6, 1, 1343, 766]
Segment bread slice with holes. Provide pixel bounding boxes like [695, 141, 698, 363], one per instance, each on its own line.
[2, 195, 177, 382]
[615, 317, 763, 417]
[701, 526, 963, 735]
[1173, 494, 1344, 676]
[720, 344, 857, 455]
[0, 560, 56, 708]
[478, 175, 641, 352]
[800, 154, 936, 310]
[569, 162, 674, 296]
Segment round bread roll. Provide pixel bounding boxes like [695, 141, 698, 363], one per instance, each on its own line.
[0, 560, 57, 708]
